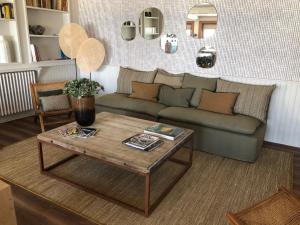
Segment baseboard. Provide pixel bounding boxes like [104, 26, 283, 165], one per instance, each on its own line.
[264, 141, 300, 153]
[0, 111, 35, 124]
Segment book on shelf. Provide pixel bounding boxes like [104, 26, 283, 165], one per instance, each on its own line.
[0, 3, 14, 19]
[32, 0, 41, 7]
[30, 44, 41, 62]
[122, 133, 163, 152]
[41, 0, 51, 9]
[58, 126, 99, 138]
[144, 124, 184, 140]
[26, 0, 33, 6]
[56, 0, 68, 11]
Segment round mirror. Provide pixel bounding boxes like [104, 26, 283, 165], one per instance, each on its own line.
[196, 46, 216, 68]
[160, 34, 178, 54]
[186, 3, 217, 39]
[139, 7, 163, 40]
[121, 21, 136, 41]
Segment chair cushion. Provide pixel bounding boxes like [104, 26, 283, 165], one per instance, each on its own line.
[198, 90, 239, 115]
[182, 74, 218, 107]
[117, 67, 157, 94]
[154, 69, 184, 88]
[217, 79, 276, 122]
[95, 93, 167, 117]
[158, 85, 195, 107]
[129, 82, 161, 102]
[40, 95, 70, 112]
[158, 107, 261, 135]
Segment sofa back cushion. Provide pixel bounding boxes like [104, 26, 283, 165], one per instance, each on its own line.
[158, 85, 194, 107]
[198, 90, 239, 115]
[129, 82, 161, 102]
[216, 79, 276, 122]
[154, 69, 184, 88]
[117, 67, 157, 94]
[182, 74, 218, 107]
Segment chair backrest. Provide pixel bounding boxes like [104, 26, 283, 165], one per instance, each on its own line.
[30, 81, 68, 112]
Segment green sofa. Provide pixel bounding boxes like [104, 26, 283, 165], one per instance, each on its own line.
[95, 68, 273, 163]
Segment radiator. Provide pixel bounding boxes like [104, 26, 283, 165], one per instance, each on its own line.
[0, 70, 37, 117]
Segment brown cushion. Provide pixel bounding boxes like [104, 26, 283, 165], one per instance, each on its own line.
[129, 82, 161, 102]
[39, 95, 70, 112]
[198, 90, 239, 115]
[154, 69, 184, 88]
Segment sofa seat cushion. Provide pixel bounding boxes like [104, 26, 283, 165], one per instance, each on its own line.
[158, 107, 261, 135]
[95, 93, 167, 117]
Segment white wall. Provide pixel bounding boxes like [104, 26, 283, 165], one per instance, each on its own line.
[80, 0, 300, 147]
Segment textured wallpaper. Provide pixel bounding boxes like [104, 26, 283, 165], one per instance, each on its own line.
[78, 0, 300, 81]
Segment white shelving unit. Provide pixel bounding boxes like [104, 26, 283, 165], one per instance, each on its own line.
[0, 0, 73, 67]
[0, 0, 22, 63]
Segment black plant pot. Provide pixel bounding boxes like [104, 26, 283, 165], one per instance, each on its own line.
[74, 96, 95, 127]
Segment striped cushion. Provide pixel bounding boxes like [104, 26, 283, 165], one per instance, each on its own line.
[154, 69, 184, 88]
[216, 79, 275, 122]
[117, 67, 157, 94]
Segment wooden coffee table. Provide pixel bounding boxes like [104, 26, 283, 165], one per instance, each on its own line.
[37, 112, 194, 216]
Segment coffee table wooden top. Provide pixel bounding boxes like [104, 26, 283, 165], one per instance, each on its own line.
[37, 112, 193, 174]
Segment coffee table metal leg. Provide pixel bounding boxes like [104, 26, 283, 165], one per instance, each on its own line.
[144, 173, 151, 217]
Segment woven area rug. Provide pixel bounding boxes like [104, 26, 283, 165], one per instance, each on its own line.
[0, 137, 293, 225]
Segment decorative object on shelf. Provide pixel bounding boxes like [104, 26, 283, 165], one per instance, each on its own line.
[0, 36, 12, 63]
[121, 21, 136, 41]
[29, 25, 46, 35]
[139, 7, 163, 40]
[160, 34, 178, 54]
[63, 78, 104, 126]
[30, 43, 41, 62]
[186, 3, 218, 39]
[0, 3, 14, 19]
[196, 46, 217, 68]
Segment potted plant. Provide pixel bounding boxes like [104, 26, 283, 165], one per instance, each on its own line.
[64, 78, 104, 126]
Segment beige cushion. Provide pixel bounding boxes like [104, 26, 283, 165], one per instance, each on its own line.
[117, 67, 157, 94]
[198, 90, 239, 115]
[40, 95, 70, 112]
[129, 82, 161, 102]
[216, 79, 275, 122]
[154, 69, 184, 88]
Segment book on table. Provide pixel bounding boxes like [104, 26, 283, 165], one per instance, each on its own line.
[144, 123, 184, 140]
[122, 133, 163, 152]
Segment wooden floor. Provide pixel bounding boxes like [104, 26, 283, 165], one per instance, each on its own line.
[0, 116, 299, 225]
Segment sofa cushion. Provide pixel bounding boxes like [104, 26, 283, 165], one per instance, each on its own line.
[182, 74, 217, 107]
[154, 69, 184, 88]
[129, 82, 161, 102]
[95, 93, 166, 117]
[158, 107, 261, 135]
[216, 79, 275, 122]
[117, 67, 157, 94]
[158, 85, 195, 107]
[198, 90, 239, 115]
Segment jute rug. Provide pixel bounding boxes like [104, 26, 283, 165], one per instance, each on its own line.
[0, 137, 293, 225]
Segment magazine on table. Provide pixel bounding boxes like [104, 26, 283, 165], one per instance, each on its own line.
[144, 124, 184, 140]
[58, 126, 99, 138]
[122, 133, 163, 152]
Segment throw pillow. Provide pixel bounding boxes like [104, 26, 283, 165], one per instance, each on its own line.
[198, 90, 239, 115]
[117, 67, 157, 94]
[216, 79, 276, 122]
[40, 95, 70, 112]
[158, 85, 195, 107]
[154, 69, 184, 88]
[182, 74, 218, 107]
[129, 82, 161, 102]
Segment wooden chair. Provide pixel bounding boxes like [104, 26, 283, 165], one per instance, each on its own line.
[226, 187, 300, 225]
[30, 81, 73, 132]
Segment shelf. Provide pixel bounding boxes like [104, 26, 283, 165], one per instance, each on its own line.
[0, 18, 15, 22]
[26, 6, 69, 14]
[30, 59, 74, 67]
[144, 17, 159, 19]
[29, 34, 59, 38]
